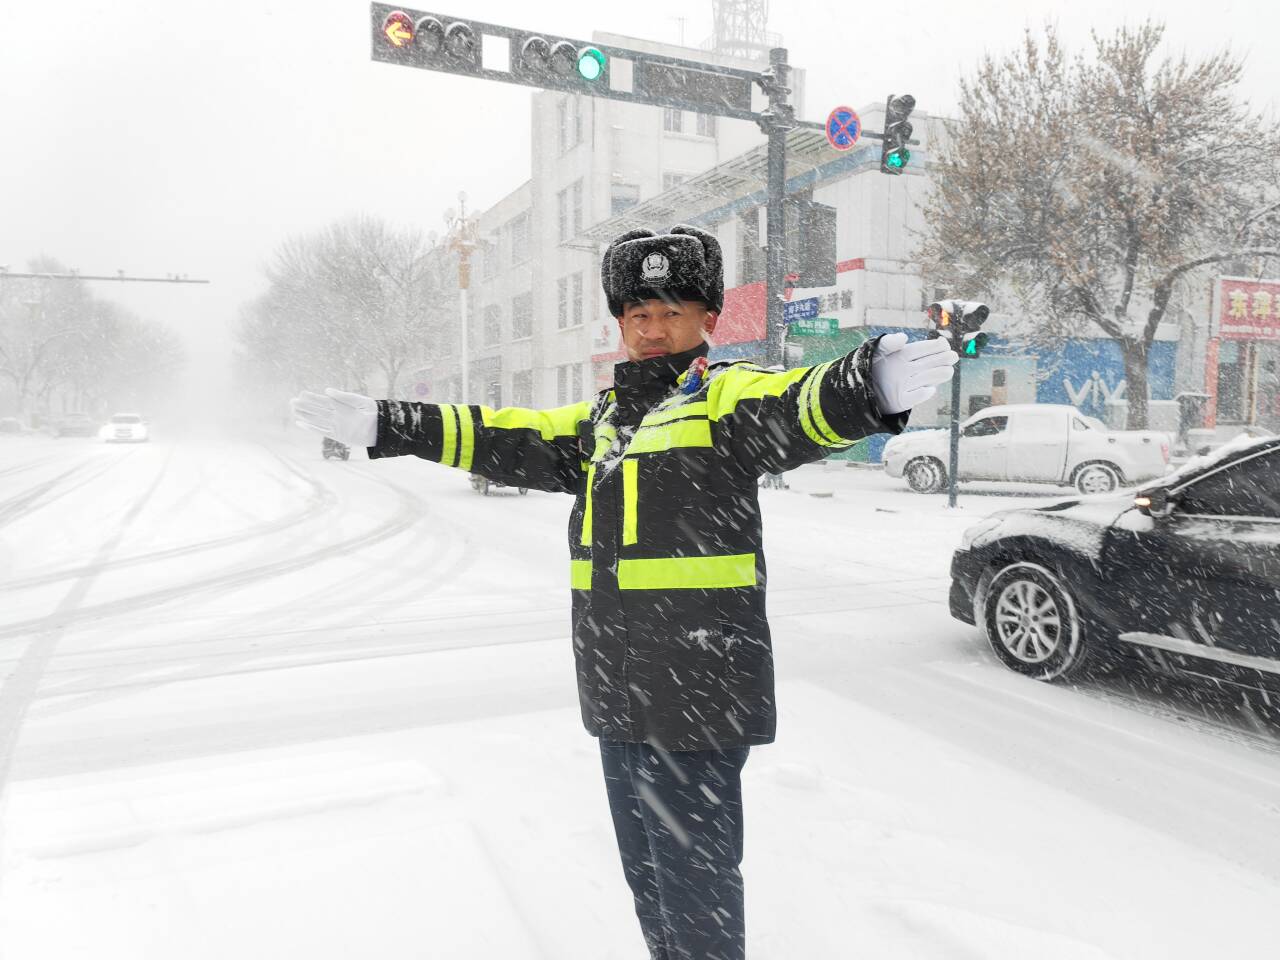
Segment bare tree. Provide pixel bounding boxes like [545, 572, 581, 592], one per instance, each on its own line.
[237, 215, 449, 400]
[0, 258, 183, 418]
[919, 22, 1280, 427]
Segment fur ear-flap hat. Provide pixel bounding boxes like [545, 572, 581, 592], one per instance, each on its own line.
[601, 224, 724, 318]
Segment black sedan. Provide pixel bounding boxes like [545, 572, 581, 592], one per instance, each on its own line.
[950, 436, 1280, 698]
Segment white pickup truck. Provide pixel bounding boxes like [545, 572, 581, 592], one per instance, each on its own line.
[882, 404, 1170, 495]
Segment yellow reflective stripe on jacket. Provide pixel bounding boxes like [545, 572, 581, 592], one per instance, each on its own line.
[706, 364, 810, 420]
[456, 404, 476, 471]
[480, 402, 590, 440]
[622, 459, 638, 545]
[440, 404, 459, 467]
[617, 554, 757, 590]
[639, 401, 708, 428]
[800, 361, 851, 448]
[580, 463, 596, 546]
[627, 418, 712, 454]
[570, 559, 592, 590]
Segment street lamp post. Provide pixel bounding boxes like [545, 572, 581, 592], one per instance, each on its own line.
[444, 192, 479, 403]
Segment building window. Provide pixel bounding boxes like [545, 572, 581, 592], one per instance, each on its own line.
[696, 113, 717, 138]
[481, 233, 498, 280]
[572, 179, 584, 236]
[483, 304, 502, 346]
[571, 272, 583, 327]
[662, 172, 687, 192]
[557, 188, 569, 243]
[557, 363, 583, 404]
[512, 369, 533, 407]
[663, 108, 683, 133]
[611, 181, 639, 216]
[508, 213, 530, 265]
[511, 292, 533, 340]
[557, 277, 569, 329]
[559, 97, 583, 153]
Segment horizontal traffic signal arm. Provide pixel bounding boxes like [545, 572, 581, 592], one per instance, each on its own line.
[370, 3, 765, 120]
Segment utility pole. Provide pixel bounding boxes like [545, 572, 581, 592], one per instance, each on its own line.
[926, 299, 991, 508]
[444, 193, 477, 402]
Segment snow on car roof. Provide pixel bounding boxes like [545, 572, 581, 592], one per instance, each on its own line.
[1167, 432, 1278, 483]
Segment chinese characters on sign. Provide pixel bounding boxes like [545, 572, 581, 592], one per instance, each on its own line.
[1219, 278, 1280, 340]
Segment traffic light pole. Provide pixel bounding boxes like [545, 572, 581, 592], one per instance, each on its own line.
[760, 48, 794, 370]
[948, 347, 961, 508]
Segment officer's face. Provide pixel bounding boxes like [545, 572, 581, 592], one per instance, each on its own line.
[617, 299, 719, 361]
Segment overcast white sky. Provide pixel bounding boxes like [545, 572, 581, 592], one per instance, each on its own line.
[2, 0, 1277, 408]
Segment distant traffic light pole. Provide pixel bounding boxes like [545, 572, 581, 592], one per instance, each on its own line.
[927, 299, 990, 507]
[368, 4, 916, 369]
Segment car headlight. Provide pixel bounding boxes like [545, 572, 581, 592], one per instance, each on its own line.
[959, 517, 1002, 551]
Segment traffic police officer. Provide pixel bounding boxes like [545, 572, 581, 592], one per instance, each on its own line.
[291, 224, 957, 959]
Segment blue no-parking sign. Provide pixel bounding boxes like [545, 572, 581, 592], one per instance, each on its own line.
[826, 105, 861, 151]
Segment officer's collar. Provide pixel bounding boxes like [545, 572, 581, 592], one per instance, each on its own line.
[612, 341, 709, 393]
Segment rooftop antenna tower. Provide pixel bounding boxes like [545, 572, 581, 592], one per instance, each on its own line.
[711, 0, 772, 61]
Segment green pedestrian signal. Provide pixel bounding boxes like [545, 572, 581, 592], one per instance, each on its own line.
[961, 332, 989, 357]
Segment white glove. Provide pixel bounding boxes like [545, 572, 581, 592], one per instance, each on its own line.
[290, 388, 378, 448]
[869, 333, 959, 415]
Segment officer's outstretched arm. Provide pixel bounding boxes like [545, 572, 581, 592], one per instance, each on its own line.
[370, 399, 590, 495]
[706, 337, 912, 477]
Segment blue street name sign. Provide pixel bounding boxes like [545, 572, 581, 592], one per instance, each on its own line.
[783, 297, 820, 323]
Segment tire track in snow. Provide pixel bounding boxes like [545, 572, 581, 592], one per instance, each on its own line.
[0, 448, 172, 805]
[0, 454, 129, 530]
[0, 469, 428, 643]
[0, 448, 337, 593]
[26, 466, 486, 713]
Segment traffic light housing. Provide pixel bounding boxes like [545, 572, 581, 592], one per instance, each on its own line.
[927, 299, 989, 355]
[373, 7, 608, 91]
[881, 94, 915, 175]
[515, 35, 608, 88]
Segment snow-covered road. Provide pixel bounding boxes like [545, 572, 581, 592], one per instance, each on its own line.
[1, 433, 1278, 958]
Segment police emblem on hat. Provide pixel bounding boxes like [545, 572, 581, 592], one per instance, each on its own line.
[640, 252, 671, 283]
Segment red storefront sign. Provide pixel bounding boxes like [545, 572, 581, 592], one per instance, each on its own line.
[1218, 277, 1280, 340]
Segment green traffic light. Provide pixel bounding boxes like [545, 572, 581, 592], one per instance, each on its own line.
[577, 47, 606, 81]
[887, 148, 910, 169]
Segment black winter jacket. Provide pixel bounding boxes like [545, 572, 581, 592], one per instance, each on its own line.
[370, 339, 905, 750]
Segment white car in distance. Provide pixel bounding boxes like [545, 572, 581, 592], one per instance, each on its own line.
[102, 413, 150, 443]
[883, 404, 1169, 495]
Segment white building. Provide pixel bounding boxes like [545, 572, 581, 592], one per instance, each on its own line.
[431, 33, 803, 409]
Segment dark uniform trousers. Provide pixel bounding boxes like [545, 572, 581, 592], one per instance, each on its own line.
[600, 740, 750, 960]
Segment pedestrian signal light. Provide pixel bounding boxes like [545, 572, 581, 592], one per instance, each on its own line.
[381, 10, 414, 48]
[927, 300, 954, 330]
[962, 332, 989, 357]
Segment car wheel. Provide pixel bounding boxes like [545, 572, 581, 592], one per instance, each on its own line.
[982, 562, 1087, 681]
[1073, 462, 1121, 495]
[905, 457, 946, 494]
